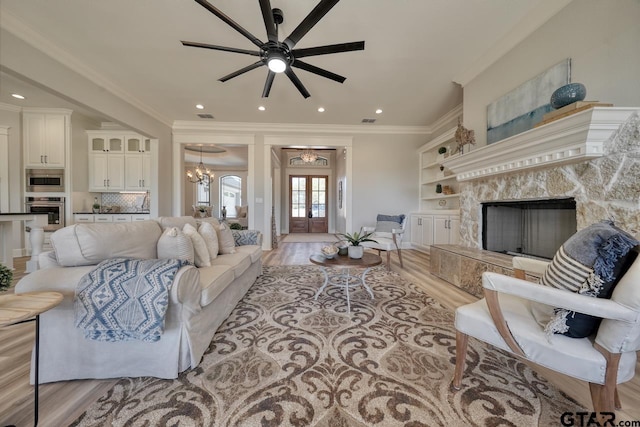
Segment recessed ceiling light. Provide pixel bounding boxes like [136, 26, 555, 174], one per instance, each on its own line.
[11, 93, 25, 100]
[318, 107, 325, 112]
[195, 104, 204, 109]
[375, 109, 383, 114]
[258, 106, 266, 111]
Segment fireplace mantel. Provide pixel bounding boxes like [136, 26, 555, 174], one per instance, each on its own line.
[442, 107, 639, 181]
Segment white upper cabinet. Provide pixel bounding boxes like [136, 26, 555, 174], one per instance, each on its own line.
[88, 131, 151, 192]
[23, 109, 71, 168]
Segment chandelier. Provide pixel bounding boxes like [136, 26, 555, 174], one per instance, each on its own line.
[300, 149, 318, 163]
[186, 147, 213, 184]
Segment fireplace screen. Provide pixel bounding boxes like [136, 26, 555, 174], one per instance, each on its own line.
[482, 198, 576, 260]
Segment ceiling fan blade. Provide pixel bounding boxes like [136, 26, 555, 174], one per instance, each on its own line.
[283, 0, 340, 50]
[291, 60, 346, 83]
[219, 61, 264, 82]
[181, 41, 261, 56]
[292, 41, 365, 58]
[193, 0, 264, 48]
[284, 68, 311, 98]
[259, 0, 278, 42]
[262, 71, 276, 98]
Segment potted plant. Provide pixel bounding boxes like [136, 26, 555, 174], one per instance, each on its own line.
[92, 202, 101, 214]
[437, 146, 447, 160]
[0, 263, 13, 292]
[336, 229, 377, 259]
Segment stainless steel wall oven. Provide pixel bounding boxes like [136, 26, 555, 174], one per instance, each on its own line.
[25, 197, 65, 232]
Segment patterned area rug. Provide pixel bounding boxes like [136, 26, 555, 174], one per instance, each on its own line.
[72, 265, 583, 426]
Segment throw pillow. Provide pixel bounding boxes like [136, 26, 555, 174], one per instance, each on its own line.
[198, 221, 219, 261]
[215, 222, 236, 254]
[183, 223, 211, 268]
[157, 227, 194, 264]
[536, 220, 639, 338]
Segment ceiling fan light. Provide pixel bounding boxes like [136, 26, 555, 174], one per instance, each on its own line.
[267, 51, 287, 73]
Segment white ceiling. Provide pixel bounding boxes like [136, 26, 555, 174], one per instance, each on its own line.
[0, 0, 566, 128]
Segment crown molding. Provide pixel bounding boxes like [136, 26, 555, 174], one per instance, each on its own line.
[0, 102, 22, 113]
[172, 120, 431, 135]
[0, 10, 171, 127]
[429, 104, 462, 132]
[453, 0, 573, 87]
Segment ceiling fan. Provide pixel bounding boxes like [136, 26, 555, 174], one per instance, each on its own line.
[181, 0, 365, 98]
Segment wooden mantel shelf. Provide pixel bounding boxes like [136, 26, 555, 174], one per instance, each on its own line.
[442, 107, 639, 181]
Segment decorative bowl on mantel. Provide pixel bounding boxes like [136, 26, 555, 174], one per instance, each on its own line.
[550, 83, 586, 109]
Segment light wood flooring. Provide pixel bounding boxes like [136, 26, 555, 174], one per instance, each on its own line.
[2, 244, 639, 426]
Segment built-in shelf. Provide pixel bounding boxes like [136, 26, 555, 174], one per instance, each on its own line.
[421, 193, 460, 201]
[422, 175, 457, 185]
[442, 107, 640, 181]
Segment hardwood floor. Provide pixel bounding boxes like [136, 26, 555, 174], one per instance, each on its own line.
[1, 245, 639, 425]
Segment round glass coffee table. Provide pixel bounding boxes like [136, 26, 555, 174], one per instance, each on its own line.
[309, 252, 382, 313]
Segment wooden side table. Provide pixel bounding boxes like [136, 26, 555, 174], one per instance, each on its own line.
[0, 291, 63, 426]
[310, 252, 382, 313]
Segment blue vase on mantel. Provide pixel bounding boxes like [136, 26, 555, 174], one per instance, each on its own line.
[550, 83, 587, 109]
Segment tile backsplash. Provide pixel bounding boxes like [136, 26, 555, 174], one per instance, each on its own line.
[74, 192, 150, 213]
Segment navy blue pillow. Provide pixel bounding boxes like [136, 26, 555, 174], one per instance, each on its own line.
[542, 220, 639, 338]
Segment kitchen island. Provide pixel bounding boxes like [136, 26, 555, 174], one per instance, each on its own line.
[0, 213, 48, 272]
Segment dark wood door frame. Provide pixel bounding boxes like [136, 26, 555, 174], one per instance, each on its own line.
[289, 175, 328, 233]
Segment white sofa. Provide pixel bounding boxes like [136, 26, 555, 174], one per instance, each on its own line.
[15, 216, 262, 383]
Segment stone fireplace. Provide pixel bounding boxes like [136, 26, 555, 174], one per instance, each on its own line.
[443, 108, 640, 249]
[431, 108, 640, 297]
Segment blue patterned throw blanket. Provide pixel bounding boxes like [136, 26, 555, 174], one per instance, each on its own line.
[74, 258, 185, 342]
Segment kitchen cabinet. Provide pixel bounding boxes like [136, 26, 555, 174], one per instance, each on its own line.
[74, 214, 150, 224]
[124, 151, 151, 190]
[23, 109, 71, 168]
[89, 152, 125, 191]
[88, 131, 151, 192]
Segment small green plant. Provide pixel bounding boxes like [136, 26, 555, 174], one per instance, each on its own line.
[229, 222, 243, 230]
[92, 202, 100, 210]
[336, 228, 377, 246]
[438, 146, 447, 155]
[0, 263, 13, 292]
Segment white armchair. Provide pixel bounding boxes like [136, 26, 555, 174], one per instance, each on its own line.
[452, 255, 640, 415]
[361, 215, 407, 271]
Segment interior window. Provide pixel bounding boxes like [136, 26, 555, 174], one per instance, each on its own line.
[196, 175, 210, 205]
[220, 175, 242, 217]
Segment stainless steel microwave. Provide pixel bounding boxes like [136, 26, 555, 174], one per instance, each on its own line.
[26, 168, 65, 192]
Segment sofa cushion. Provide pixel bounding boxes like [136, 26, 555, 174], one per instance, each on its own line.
[156, 216, 197, 230]
[157, 227, 194, 264]
[234, 245, 262, 263]
[198, 265, 235, 306]
[535, 220, 639, 338]
[183, 224, 211, 268]
[50, 221, 161, 267]
[210, 252, 251, 278]
[215, 222, 236, 255]
[198, 222, 219, 261]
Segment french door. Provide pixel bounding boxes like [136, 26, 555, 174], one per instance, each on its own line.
[289, 175, 328, 233]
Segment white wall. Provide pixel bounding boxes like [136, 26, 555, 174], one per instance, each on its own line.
[0, 106, 23, 251]
[464, 0, 640, 147]
[350, 133, 425, 232]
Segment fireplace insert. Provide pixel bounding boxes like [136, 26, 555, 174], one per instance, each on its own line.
[482, 198, 576, 260]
